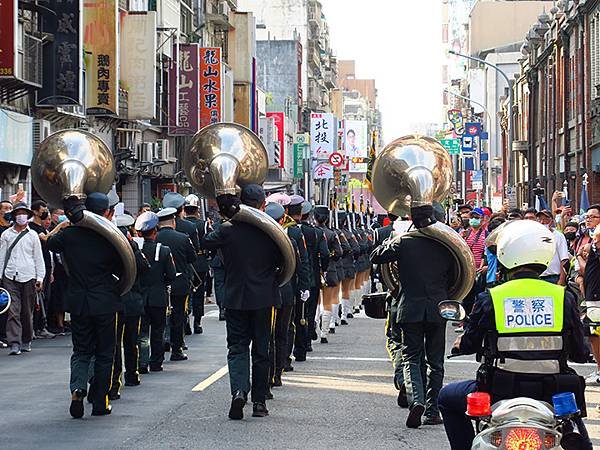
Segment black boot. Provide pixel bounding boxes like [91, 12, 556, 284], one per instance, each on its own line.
[228, 390, 246, 420]
[69, 389, 86, 419]
[252, 402, 269, 417]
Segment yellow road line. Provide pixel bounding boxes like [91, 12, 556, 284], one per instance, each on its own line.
[192, 365, 229, 392]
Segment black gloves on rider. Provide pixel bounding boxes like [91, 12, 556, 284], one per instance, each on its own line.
[216, 194, 241, 219]
[63, 196, 85, 224]
[410, 205, 437, 229]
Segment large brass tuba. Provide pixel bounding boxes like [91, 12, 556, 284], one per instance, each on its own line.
[184, 122, 296, 286]
[371, 135, 475, 301]
[31, 129, 137, 295]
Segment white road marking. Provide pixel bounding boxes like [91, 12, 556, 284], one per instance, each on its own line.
[192, 365, 229, 392]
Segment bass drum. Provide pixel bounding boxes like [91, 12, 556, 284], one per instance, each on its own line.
[0, 287, 11, 315]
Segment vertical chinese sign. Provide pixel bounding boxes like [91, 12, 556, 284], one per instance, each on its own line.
[199, 47, 222, 128]
[266, 112, 285, 169]
[310, 113, 335, 159]
[120, 12, 157, 120]
[39, 0, 83, 105]
[0, 0, 17, 78]
[169, 43, 199, 135]
[84, 0, 118, 115]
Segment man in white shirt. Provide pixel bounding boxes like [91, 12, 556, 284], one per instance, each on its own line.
[537, 209, 570, 285]
[0, 202, 45, 355]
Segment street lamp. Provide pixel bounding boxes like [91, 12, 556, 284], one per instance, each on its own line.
[448, 49, 514, 187]
[444, 88, 491, 206]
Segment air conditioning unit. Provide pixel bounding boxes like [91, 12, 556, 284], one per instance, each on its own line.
[32, 119, 52, 152]
[137, 142, 155, 163]
[218, 0, 230, 16]
[154, 139, 170, 162]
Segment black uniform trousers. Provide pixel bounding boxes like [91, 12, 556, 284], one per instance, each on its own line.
[69, 313, 116, 407]
[225, 307, 272, 403]
[269, 304, 293, 377]
[190, 271, 207, 323]
[111, 312, 141, 391]
[169, 295, 187, 353]
[139, 306, 167, 369]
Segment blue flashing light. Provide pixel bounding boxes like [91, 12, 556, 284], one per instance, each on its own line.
[552, 392, 579, 417]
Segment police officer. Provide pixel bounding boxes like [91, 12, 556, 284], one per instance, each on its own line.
[109, 214, 150, 399]
[371, 205, 453, 428]
[438, 220, 589, 449]
[156, 208, 196, 361]
[46, 192, 122, 418]
[135, 212, 177, 373]
[162, 191, 200, 335]
[298, 201, 329, 350]
[201, 184, 282, 420]
[285, 195, 311, 364]
[183, 194, 212, 334]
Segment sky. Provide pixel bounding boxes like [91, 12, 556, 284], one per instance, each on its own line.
[320, 0, 444, 143]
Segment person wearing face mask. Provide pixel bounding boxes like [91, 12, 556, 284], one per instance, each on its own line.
[536, 209, 570, 285]
[0, 200, 13, 233]
[461, 208, 488, 316]
[0, 202, 46, 356]
[563, 221, 580, 254]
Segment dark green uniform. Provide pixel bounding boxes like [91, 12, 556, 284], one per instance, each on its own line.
[157, 226, 196, 356]
[185, 216, 212, 329]
[138, 239, 177, 370]
[47, 226, 123, 410]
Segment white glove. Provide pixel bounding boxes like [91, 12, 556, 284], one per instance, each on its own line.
[300, 290, 310, 302]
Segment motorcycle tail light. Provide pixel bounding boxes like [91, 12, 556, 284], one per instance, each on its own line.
[505, 428, 542, 450]
[543, 432, 556, 448]
[466, 392, 491, 417]
[489, 430, 502, 447]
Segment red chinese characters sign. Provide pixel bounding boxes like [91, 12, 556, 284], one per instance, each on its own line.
[169, 44, 199, 135]
[0, 0, 17, 77]
[199, 47, 222, 128]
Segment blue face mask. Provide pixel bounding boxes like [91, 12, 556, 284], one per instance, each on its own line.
[469, 218, 481, 227]
[58, 215, 68, 223]
[3, 212, 11, 222]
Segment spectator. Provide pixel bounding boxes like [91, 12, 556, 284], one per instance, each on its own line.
[28, 200, 55, 339]
[0, 202, 46, 355]
[507, 209, 523, 220]
[577, 225, 600, 385]
[575, 204, 600, 255]
[536, 209, 570, 285]
[0, 200, 13, 232]
[138, 203, 151, 216]
[460, 208, 488, 317]
[484, 216, 506, 287]
[523, 207, 537, 221]
[563, 221, 580, 254]
[49, 207, 65, 230]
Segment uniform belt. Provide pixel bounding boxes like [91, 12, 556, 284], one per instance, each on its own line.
[496, 358, 560, 374]
[497, 336, 563, 352]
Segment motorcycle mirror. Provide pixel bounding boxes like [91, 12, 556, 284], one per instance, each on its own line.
[438, 300, 466, 321]
[586, 305, 600, 323]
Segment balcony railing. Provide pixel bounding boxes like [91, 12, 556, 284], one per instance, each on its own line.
[18, 33, 42, 87]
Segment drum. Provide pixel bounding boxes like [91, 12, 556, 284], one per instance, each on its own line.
[362, 292, 388, 319]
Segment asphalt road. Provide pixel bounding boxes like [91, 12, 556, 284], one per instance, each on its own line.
[2, 304, 600, 450]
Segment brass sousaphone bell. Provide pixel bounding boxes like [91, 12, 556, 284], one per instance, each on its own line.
[183, 123, 296, 286]
[31, 130, 137, 295]
[371, 135, 475, 301]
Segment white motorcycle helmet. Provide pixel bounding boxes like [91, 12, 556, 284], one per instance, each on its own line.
[496, 220, 555, 271]
[185, 194, 200, 208]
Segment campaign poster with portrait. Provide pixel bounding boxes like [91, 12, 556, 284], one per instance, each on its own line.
[344, 120, 368, 172]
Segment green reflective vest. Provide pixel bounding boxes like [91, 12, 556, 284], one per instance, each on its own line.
[490, 278, 564, 334]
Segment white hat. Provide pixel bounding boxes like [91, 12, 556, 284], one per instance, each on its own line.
[496, 220, 555, 270]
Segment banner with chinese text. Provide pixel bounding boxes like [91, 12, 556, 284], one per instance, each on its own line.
[39, 0, 83, 105]
[120, 12, 156, 119]
[310, 113, 335, 160]
[199, 47, 222, 128]
[0, 0, 17, 78]
[169, 44, 199, 135]
[84, 0, 118, 115]
[266, 112, 284, 169]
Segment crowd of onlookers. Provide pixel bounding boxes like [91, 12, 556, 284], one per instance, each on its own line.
[450, 192, 600, 384]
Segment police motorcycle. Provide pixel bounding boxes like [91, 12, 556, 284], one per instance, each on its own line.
[440, 301, 592, 450]
[0, 287, 11, 315]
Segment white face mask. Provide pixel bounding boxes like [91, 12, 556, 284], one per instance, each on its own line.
[15, 214, 28, 226]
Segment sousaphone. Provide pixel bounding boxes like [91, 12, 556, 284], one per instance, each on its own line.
[31, 129, 136, 295]
[371, 135, 475, 301]
[183, 122, 296, 286]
